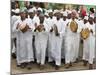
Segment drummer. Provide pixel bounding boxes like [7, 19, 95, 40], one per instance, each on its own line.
[64, 10, 81, 68]
[13, 10, 34, 70]
[82, 16, 95, 69]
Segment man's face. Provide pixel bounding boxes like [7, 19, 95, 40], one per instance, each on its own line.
[49, 12, 53, 18]
[39, 15, 44, 24]
[71, 12, 76, 19]
[37, 10, 41, 16]
[56, 13, 61, 20]
[88, 17, 93, 24]
[67, 14, 71, 19]
[63, 16, 67, 21]
[84, 19, 88, 24]
[20, 12, 26, 19]
[29, 12, 35, 19]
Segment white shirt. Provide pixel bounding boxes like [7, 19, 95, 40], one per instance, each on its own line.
[53, 18, 64, 35]
[33, 15, 40, 25]
[13, 18, 32, 32]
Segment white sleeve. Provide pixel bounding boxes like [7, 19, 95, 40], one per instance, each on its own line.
[92, 25, 96, 36]
[27, 20, 35, 31]
[77, 21, 83, 33]
[12, 21, 20, 32]
[44, 22, 49, 32]
[59, 21, 65, 36]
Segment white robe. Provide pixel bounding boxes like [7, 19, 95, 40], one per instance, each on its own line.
[44, 17, 55, 58]
[61, 19, 68, 59]
[82, 22, 95, 64]
[33, 15, 40, 26]
[34, 22, 49, 65]
[13, 19, 34, 65]
[11, 15, 20, 53]
[74, 20, 84, 60]
[48, 19, 64, 66]
[64, 19, 81, 64]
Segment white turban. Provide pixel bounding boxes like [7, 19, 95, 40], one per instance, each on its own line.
[84, 16, 88, 20]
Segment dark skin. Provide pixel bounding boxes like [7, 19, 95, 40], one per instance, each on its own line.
[71, 12, 76, 20]
[20, 12, 26, 21]
[49, 12, 53, 19]
[34, 15, 45, 32]
[16, 12, 26, 29]
[84, 19, 88, 24]
[67, 14, 71, 19]
[36, 10, 41, 16]
[17, 12, 30, 32]
[29, 12, 35, 19]
[55, 12, 61, 36]
[44, 15, 49, 19]
[50, 12, 61, 35]
[94, 17, 96, 24]
[88, 17, 93, 25]
[39, 15, 44, 24]
[88, 17, 94, 33]
[63, 16, 67, 21]
[56, 12, 61, 21]
[81, 19, 88, 31]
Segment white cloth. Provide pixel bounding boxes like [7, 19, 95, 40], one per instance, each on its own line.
[48, 19, 64, 66]
[13, 19, 34, 65]
[44, 17, 55, 58]
[33, 15, 40, 26]
[61, 19, 68, 59]
[11, 15, 20, 53]
[34, 22, 49, 65]
[82, 22, 95, 64]
[74, 20, 84, 60]
[64, 19, 81, 63]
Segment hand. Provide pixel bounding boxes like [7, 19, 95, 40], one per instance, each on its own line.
[35, 23, 37, 28]
[50, 27, 53, 32]
[55, 33, 60, 36]
[90, 29, 93, 33]
[16, 23, 20, 29]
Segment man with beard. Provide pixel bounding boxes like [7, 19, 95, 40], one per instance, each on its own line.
[13, 10, 34, 70]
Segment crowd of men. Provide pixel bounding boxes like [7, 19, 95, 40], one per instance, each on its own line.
[11, 3, 96, 70]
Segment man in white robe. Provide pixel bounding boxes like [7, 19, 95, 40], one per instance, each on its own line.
[64, 10, 81, 68]
[26, 9, 36, 62]
[13, 11, 34, 70]
[11, 8, 20, 58]
[82, 17, 95, 69]
[48, 12, 64, 70]
[34, 14, 49, 70]
[61, 12, 68, 59]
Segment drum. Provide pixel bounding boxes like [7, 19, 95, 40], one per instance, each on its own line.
[81, 28, 90, 39]
[70, 20, 78, 32]
[54, 24, 59, 36]
[20, 25, 30, 33]
[34, 25, 45, 32]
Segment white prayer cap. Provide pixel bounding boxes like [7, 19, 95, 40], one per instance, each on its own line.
[11, 9, 15, 12]
[32, 7, 37, 12]
[28, 8, 33, 13]
[63, 12, 68, 16]
[37, 7, 43, 12]
[44, 12, 49, 16]
[14, 8, 20, 14]
[48, 9, 53, 13]
[84, 16, 88, 20]
[67, 10, 72, 14]
[90, 14, 94, 19]
[53, 9, 59, 14]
